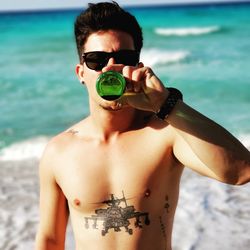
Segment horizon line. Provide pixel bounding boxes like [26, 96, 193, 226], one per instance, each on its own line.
[0, 0, 250, 14]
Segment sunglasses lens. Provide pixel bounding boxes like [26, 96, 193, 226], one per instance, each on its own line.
[83, 50, 139, 71]
[85, 52, 106, 70]
[86, 62, 102, 71]
[116, 51, 139, 66]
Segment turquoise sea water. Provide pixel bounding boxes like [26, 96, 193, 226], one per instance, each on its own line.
[1, 4, 250, 250]
[0, 2, 250, 151]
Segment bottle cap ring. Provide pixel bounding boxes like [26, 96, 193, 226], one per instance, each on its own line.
[96, 71, 126, 101]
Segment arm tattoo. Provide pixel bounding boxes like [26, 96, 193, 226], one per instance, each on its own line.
[84, 191, 150, 236]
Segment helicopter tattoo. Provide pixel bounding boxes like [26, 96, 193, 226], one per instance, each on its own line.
[84, 191, 150, 236]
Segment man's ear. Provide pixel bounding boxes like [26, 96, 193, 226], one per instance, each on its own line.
[76, 64, 85, 84]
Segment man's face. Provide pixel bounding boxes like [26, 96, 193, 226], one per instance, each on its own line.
[76, 30, 135, 110]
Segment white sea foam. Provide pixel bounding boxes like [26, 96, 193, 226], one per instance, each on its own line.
[173, 168, 250, 250]
[155, 26, 220, 36]
[238, 134, 250, 150]
[0, 136, 49, 161]
[140, 48, 189, 67]
[0, 132, 248, 163]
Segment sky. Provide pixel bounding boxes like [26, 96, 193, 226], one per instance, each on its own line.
[0, 0, 249, 12]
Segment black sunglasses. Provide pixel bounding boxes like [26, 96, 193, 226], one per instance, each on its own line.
[82, 50, 140, 71]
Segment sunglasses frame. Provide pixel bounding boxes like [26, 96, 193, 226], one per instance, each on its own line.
[82, 50, 140, 71]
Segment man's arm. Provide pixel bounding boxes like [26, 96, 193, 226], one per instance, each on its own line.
[103, 64, 250, 185]
[168, 100, 250, 185]
[35, 141, 69, 250]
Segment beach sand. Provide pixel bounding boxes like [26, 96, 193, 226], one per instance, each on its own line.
[1, 157, 250, 250]
[0, 159, 39, 250]
[0, 158, 74, 250]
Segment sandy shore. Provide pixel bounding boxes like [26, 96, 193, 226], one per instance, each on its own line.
[1, 158, 250, 250]
[0, 158, 74, 250]
[0, 159, 39, 250]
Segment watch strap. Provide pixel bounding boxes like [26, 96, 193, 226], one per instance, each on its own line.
[156, 87, 183, 120]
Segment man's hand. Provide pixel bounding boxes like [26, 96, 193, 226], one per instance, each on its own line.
[103, 64, 169, 112]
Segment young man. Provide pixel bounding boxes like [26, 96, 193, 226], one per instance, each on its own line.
[35, 2, 250, 250]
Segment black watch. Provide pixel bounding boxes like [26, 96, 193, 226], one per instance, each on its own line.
[156, 87, 183, 120]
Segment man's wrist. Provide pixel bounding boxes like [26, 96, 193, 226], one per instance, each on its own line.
[156, 88, 183, 120]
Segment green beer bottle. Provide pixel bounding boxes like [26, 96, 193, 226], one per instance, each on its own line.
[96, 71, 126, 101]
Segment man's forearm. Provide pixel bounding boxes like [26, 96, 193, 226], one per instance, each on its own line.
[166, 100, 250, 184]
[35, 232, 65, 250]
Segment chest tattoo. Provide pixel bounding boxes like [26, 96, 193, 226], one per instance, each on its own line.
[159, 196, 170, 250]
[84, 191, 150, 236]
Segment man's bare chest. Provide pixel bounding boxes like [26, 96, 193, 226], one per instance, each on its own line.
[53, 130, 181, 213]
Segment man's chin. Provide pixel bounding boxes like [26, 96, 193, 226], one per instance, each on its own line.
[99, 101, 128, 112]
[100, 104, 123, 112]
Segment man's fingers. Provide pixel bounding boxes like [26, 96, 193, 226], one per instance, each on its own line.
[102, 64, 124, 73]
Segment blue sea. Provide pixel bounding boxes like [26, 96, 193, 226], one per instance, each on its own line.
[0, 2, 250, 250]
[0, 2, 250, 153]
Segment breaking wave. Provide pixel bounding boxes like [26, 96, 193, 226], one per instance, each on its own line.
[0, 136, 49, 161]
[155, 26, 220, 37]
[140, 48, 190, 67]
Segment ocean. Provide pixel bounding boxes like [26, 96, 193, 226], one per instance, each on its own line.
[0, 2, 250, 250]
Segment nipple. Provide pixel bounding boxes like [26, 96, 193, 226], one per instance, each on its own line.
[144, 189, 151, 198]
[74, 198, 81, 206]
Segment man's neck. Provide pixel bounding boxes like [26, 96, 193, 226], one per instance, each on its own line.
[89, 105, 138, 142]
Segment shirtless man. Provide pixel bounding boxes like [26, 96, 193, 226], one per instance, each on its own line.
[35, 2, 250, 250]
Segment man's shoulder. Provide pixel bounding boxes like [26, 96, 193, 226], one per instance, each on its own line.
[47, 131, 72, 151]
[42, 118, 90, 157]
[39, 133, 71, 164]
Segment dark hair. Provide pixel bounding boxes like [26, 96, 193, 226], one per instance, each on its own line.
[74, 1, 143, 63]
